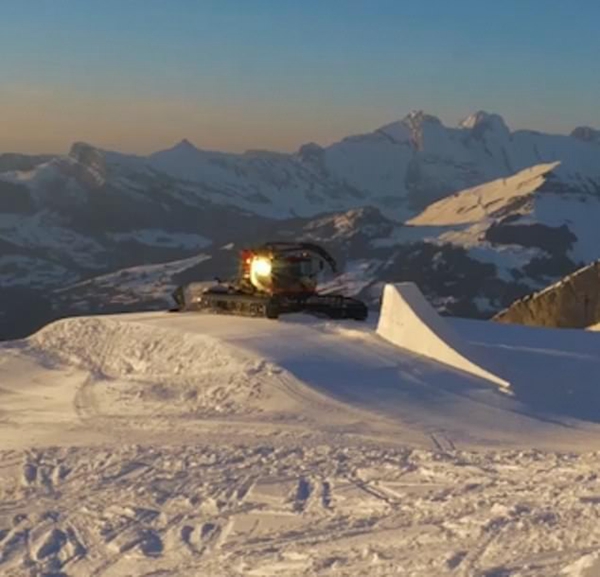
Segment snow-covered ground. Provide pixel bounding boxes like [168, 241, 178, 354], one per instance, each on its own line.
[107, 229, 212, 250]
[2, 292, 600, 576]
[53, 254, 211, 311]
[406, 161, 600, 269]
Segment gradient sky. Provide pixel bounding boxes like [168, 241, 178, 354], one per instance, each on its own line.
[2, 0, 599, 154]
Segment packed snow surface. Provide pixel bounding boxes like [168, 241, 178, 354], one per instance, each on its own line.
[2, 298, 600, 575]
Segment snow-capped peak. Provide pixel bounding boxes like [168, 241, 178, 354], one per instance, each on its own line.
[571, 126, 600, 145]
[394, 110, 444, 151]
[172, 138, 200, 152]
[147, 138, 208, 182]
[150, 138, 202, 159]
[69, 141, 103, 164]
[296, 141, 324, 163]
[459, 111, 509, 135]
[66, 142, 107, 187]
[401, 110, 443, 129]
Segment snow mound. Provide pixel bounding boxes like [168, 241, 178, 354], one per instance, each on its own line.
[377, 283, 510, 388]
[27, 317, 289, 416]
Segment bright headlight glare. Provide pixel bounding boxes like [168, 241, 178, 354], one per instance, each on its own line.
[251, 257, 272, 276]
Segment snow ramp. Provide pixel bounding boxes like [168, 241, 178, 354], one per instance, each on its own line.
[377, 283, 510, 389]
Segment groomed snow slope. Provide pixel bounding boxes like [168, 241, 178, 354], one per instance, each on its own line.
[3, 310, 600, 575]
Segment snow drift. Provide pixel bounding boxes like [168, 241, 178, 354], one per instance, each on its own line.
[27, 316, 295, 416]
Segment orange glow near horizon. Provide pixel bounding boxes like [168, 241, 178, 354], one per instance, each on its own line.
[0, 84, 387, 156]
[1, 81, 590, 157]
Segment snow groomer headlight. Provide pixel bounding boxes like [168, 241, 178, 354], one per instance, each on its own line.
[251, 257, 272, 277]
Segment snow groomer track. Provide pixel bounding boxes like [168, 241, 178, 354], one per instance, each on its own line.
[3, 283, 600, 576]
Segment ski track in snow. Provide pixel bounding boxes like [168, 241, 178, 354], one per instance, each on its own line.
[4, 444, 600, 576]
[1, 312, 600, 576]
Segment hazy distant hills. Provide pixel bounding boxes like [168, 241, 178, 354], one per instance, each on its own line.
[2, 110, 600, 338]
[0, 153, 56, 174]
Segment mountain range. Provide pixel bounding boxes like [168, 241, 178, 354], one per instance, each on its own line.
[1, 110, 600, 339]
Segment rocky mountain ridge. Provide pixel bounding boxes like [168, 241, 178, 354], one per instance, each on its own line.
[2, 111, 600, 338]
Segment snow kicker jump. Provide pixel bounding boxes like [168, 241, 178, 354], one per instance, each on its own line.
[377, 283, 510, 389]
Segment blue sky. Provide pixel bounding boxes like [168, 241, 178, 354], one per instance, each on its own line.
[1, 0, 599, 153]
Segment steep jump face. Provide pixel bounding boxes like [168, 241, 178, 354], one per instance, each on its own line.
[377, 283, 510, 389]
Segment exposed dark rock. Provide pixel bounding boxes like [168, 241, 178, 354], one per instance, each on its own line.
[379, 243, 498, 317]
[523, 254, 580, 282]
[0, 181, 34, 213]
[0, 286, 55, 340]
[571, 126, 600, 145]
[485, 222, 577, 254]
